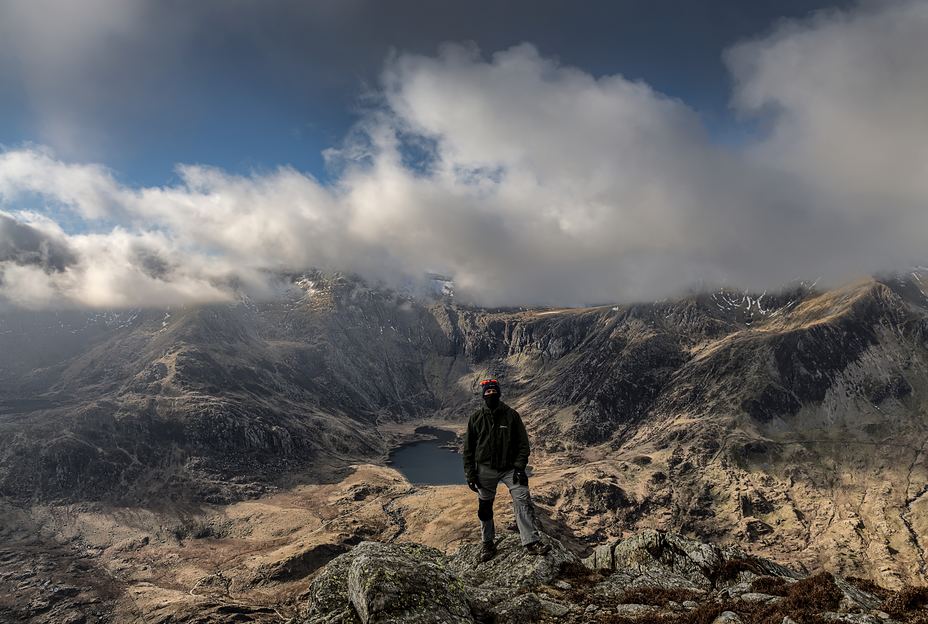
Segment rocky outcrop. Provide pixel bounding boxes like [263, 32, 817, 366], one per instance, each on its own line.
[447, 534, 577, 590]
[305, 542, 472, 624]
[303, 534, 582, 624]
[302, 530, 918, 624]
[585, 529, 801, 590]
[348, 543, 471, 624]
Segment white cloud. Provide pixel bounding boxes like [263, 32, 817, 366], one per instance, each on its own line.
[729, 1, 928, 204]
[1, 1, 928, 308]
[0, 148, 127, 219]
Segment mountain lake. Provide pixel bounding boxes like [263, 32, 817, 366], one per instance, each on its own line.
[387, 426, 463, 485]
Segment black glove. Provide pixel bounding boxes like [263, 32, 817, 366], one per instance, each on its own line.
[513, 468, 528, 486]
[467, 479, 480, 493]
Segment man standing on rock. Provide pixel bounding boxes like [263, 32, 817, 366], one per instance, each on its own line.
[463, 379, 550, 562]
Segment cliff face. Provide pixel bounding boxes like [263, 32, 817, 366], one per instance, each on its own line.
[1, 271, 927, 587]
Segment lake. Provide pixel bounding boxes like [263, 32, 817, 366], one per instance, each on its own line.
[387, 426, 463, 485]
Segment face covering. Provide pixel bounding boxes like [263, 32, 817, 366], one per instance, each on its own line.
[483, 394, 500, 410]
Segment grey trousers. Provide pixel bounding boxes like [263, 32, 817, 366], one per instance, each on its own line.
[476, 463, 541, 546]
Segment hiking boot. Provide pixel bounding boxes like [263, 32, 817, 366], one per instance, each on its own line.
[480, 541, 497, 562]
[524, 541, 550, 556]
[506, 521, 519, 533]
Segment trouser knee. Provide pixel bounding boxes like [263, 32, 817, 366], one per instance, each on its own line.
[510, 485, 530, 503]
[478, 497, 495, 521]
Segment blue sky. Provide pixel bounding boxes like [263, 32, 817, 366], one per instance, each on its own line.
[0, 0, 850, 186]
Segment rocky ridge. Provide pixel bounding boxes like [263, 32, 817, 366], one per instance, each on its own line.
[301, 529, 927, 624]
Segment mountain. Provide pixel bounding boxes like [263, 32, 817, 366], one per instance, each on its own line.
[0, 270, 927, 621]
[0, 272, 471, 503]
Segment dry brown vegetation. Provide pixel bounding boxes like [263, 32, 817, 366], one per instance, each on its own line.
[715, 557, 766, 582]
[749, 576, 789, 596]
[884, 585, 928, 623]
[595, 582, 928, 624]
[844, 575, 892, 600]
[618, 587, 703, 606]
[598, 573, 847, 624]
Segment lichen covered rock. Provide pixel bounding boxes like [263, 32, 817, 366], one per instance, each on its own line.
[303, 530, 900, 624]
[304, 541, 472, 624]
[303, 551, 362, 624]
[347, 542, 472, 623]
[447, 533, 577, 589]
[585, 528, 725, 590]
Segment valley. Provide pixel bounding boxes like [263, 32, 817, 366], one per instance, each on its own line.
[1, 271, 928, 621]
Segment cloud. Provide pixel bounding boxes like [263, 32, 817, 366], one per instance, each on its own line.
[0, 213, 76, 272]
[726, 0, 928, 224]
[0, 1, 927, 308]
[0, 148, 127, 219]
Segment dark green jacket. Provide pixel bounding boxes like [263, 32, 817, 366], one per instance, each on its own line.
[462, 401, 530, 481]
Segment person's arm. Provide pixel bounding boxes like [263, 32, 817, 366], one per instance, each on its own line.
[463, 412, 478, 482]
[512, 409, 530, 471]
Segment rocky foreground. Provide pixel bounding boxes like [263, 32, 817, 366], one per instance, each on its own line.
[302, 529, 927, 624]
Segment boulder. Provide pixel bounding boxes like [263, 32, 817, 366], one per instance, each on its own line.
[585, 529, 722, 590]
[304, 542, 472, 624]
[347, 542, 472, 624]
[831, 575, 882, 611]
[738, 592, 783, 604]
[447, 533, 578, 589]
[584, 529, 804, 592]
[614, 603, 659, 617]
[303, 552, 362, 624]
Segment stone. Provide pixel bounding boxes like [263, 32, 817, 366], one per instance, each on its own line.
[832, 576, 883, 611]
[719, 582, 752, 599]
[820, 613, 882, 624]
[586, 543, 615, 571]
[614, 603, 658, 617]
[303, 552, 362, 624]
[346, 542, 472, 624]
[599, 530, 717, 589]
[448, 534, 577, 590]
[539, 598, 571, 617]
[301, 530, 891, 624]
[492, 592, 542, 624]
[739, 592, 783, 604]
